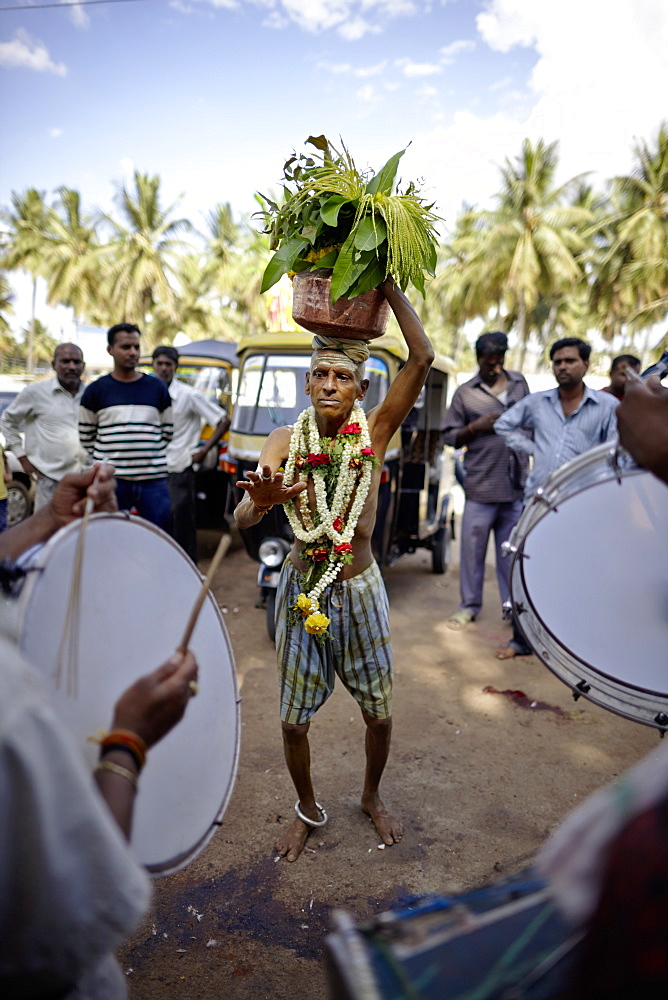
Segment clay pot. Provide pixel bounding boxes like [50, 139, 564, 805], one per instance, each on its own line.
[291, 270, 390, 341]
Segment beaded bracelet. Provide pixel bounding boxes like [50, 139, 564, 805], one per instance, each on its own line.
[253, 501, 274, 515]
[100, 729, 147, 770]
[95, 760, 138, 790]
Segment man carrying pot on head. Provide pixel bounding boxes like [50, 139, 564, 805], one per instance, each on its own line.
[234, 281, 434, 863]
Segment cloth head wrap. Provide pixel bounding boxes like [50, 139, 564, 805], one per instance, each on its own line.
[311, 335, 370, 379]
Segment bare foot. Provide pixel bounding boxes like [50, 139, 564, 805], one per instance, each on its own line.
[361, 793, 404, 846]
[275, 801, 325, 862]
[275, 817, 312, 863]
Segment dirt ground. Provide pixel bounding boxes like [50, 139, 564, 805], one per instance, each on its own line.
[120, 520, 656, 999]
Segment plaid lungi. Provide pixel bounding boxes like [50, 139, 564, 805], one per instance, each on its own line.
[275, 560, 393, 725]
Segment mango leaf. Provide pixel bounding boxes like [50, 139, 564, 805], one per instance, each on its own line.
[320, 195, 350, 227]
[290, 257, 313, 274]
[260, 237, 308, 293]
[347, 256, 387, 297]
[365, 148, 405, 196]
[353, 215, 387, 251]
[411, 268, 426, 298]
[301, 223, 319, 242]
[306, 134, 329, 152]
[330, 238, 376, 301]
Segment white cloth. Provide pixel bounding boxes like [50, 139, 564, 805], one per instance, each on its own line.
[0, 377, 87, 479]
[0, 635, 150, 998]
[537, 741, 668, 927]
[166, 378, 226, 474]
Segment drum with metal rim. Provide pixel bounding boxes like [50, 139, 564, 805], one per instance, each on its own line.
[507, 443, 668, 731]
[4, 513, 240, 875]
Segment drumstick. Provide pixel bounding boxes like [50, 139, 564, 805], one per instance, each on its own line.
[177, 531, 231, 654]
[55, 461, 109, 694]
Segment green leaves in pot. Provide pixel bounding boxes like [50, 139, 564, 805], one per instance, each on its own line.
[257, 135, 441, 302]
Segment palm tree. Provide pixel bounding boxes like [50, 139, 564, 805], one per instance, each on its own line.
[39, 186, 106, 320]
[472, 139, 592, 367]
[0, 188, 54, 372]
[424, 209, 505, 361]
[205, 202, 239, 270]
[604, 124, 668, 331]
[149, 253, 217, 349]
[103, 171, 193, 330]
[0, 275, 20, 368]
[20, 318, 58, 364]
[0, 273, 14, 335]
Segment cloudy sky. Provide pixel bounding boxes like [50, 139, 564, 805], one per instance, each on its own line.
[1, 0, 666, 335]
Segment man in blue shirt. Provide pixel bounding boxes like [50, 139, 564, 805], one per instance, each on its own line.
[494, 337, 618, 657]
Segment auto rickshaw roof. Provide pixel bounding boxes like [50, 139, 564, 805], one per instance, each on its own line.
[236, 331, 453, 374]
[140, 339, 239, 369]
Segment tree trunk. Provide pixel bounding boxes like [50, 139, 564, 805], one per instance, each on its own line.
[514, 296, 527, 370]
[28, 278, 37, 374]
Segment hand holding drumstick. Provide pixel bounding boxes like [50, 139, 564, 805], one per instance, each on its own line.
[618, 375, 668, 486]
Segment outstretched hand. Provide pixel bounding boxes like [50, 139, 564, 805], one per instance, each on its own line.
[236, 464, 307, 509]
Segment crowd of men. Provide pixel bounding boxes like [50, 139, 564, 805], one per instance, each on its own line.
[0, 324, 229, 560]
[0, 308, 666, 997]
[443, 337, 635, 658]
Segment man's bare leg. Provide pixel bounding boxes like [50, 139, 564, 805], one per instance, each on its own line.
[360, 712, 403, 845]
[275, 720, 323, 862]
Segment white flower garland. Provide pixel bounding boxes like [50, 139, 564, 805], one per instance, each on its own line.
[284, 401, 374, 604]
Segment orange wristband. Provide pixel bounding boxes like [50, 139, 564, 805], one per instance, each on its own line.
[100, 729, 147, 770]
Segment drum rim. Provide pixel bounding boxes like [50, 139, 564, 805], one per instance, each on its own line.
[16, 512, 241, 874]
[510, 470, 668, 732]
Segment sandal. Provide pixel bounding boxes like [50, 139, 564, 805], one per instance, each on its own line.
[446, 609, 475, 631]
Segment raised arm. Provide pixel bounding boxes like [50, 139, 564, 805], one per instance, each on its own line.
[234, 426, 307, 530]
[367, 281, 435, 452]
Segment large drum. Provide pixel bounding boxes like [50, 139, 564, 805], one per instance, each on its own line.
[2, 513, 240, 875]
[507, 443, 668, 730]
[325, 871, 580, 1000]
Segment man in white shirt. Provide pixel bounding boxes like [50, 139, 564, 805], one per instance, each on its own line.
[1, 342, 87, 510]
[152, 346, 230, 561]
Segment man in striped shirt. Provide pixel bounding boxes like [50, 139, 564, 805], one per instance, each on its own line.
[79, 323, 173, 531]
[493, 337, 618, 657]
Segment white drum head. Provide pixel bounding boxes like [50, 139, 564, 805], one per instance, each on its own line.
[16, 514, 239, 875]
[513, 468, 668, 727]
